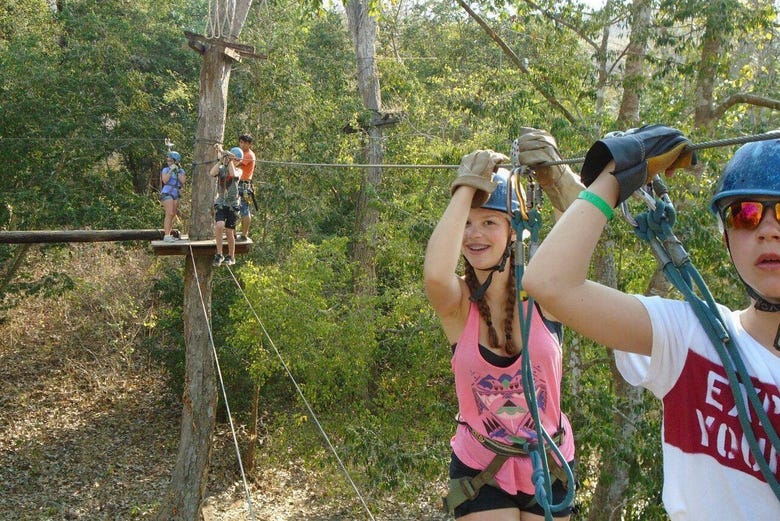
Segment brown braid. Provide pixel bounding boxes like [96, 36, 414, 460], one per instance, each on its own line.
[504, 260, 518, 355]
[464, 248, 518, 355]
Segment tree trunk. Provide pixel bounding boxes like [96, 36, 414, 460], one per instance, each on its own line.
[594, 18, 611, 117]
[156, 2, 251, 518]
[586, 358, 645, 521]
[694, 4, 729, 128]
[586, 4, 654, 512]
[617, 0, 651, 128]
[583, 229, 645, 521]
[345, 0, 383, 296]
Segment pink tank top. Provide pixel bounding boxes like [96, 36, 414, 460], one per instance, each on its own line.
[451, 301, 575, 495]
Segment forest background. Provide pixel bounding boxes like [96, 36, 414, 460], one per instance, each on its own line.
[1, 0, 779, 519]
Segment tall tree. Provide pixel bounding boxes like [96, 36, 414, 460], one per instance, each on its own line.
[156, 1, 253, 519]
[616, 0, 652, 127]
[345, 0, 387, 296]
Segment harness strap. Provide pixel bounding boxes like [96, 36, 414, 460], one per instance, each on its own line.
[443, 453, 508, 514]
[465, 423, 569, 483]
[442, 421, 568, 514]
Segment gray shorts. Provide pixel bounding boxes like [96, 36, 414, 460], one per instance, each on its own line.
[214, 206, 238, 229]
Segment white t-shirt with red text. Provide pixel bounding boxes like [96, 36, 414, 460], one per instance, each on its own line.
[614, 296, 780, 521]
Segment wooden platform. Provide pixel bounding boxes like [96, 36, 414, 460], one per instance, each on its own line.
[151, 236, 253, 256]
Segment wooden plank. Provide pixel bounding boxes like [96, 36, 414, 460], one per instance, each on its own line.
[222, 46, 241, 62]
[151, 236, 253, 256]
[183, 30, 267, 60]
[0, 229, 166, 244]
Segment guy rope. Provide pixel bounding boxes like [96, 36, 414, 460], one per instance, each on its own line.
[218, 258, 378, 520]
[187, 244, 257, 521]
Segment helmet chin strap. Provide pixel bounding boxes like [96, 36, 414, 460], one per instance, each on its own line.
[746, 285, 780, 313]
[746, 286, 780, 352]
[469, 242, 513, 302]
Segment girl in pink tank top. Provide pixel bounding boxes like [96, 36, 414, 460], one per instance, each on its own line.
[425, 146, 580, 519]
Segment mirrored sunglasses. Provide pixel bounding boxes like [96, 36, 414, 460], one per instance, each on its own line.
[721, 200, 780, 230]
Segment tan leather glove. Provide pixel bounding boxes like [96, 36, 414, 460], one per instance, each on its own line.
[513, 129, 585, 213]
[451, 150, 509, 207]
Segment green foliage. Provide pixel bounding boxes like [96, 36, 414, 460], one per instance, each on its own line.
[3, 0, 780, 516]
[144, 259, 187, 396]
[231, 238, 375, 408]
[0, 0, 200, 231]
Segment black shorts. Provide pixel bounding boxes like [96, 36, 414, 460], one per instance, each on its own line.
[449, 452, 575, 518]
[214, 206, 239, 229]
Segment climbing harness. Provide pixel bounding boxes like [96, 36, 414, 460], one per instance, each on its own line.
[443, 162, 576, 519]
[443, 418, 568, 514]
[161, 138, 184, 199]
[160, 166, 184, 199]
[621, 179, 780, 501]
[238, 180, 258, 211]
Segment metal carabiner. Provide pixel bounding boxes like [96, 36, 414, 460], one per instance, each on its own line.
[620, 184, 657, 227]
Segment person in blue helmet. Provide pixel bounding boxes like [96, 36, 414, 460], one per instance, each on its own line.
[425, 142, 583, 519]
[524, 127, 780, 521]
[210, 144, 244, 266]
[160, 150, 186, 242]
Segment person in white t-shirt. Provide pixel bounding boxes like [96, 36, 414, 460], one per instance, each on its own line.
[524, 127, 780, 521]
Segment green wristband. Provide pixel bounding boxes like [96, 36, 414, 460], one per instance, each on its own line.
[577, 191, 614, 221]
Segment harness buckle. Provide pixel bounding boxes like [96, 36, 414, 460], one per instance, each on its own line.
[459, 477, 478, 500]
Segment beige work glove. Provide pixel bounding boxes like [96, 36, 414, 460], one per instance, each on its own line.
[513, 128, 585, 213]
[451, 150, 510, 207]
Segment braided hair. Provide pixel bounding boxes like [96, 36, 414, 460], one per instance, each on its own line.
[464, 246, 519, 355]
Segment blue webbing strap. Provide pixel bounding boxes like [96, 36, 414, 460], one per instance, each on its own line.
[631, 196, 780, 500]
[509, 174, 576, 520]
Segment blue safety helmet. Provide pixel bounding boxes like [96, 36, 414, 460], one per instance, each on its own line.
[481, 168, 521, 214]
[710, 137, 780, 215]
[466, 168, 523, 301]
[167, 151, 181, 162]
[709, 135, 780, 310]
[230, 147, 244, 160]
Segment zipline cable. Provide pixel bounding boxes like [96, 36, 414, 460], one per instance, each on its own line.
[187, 245, 256, 521]
[254, 130, 780, 170]
[223, 264, 378, 521]
[4, 130, 777, 171]
[537, 129, 780, 167]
